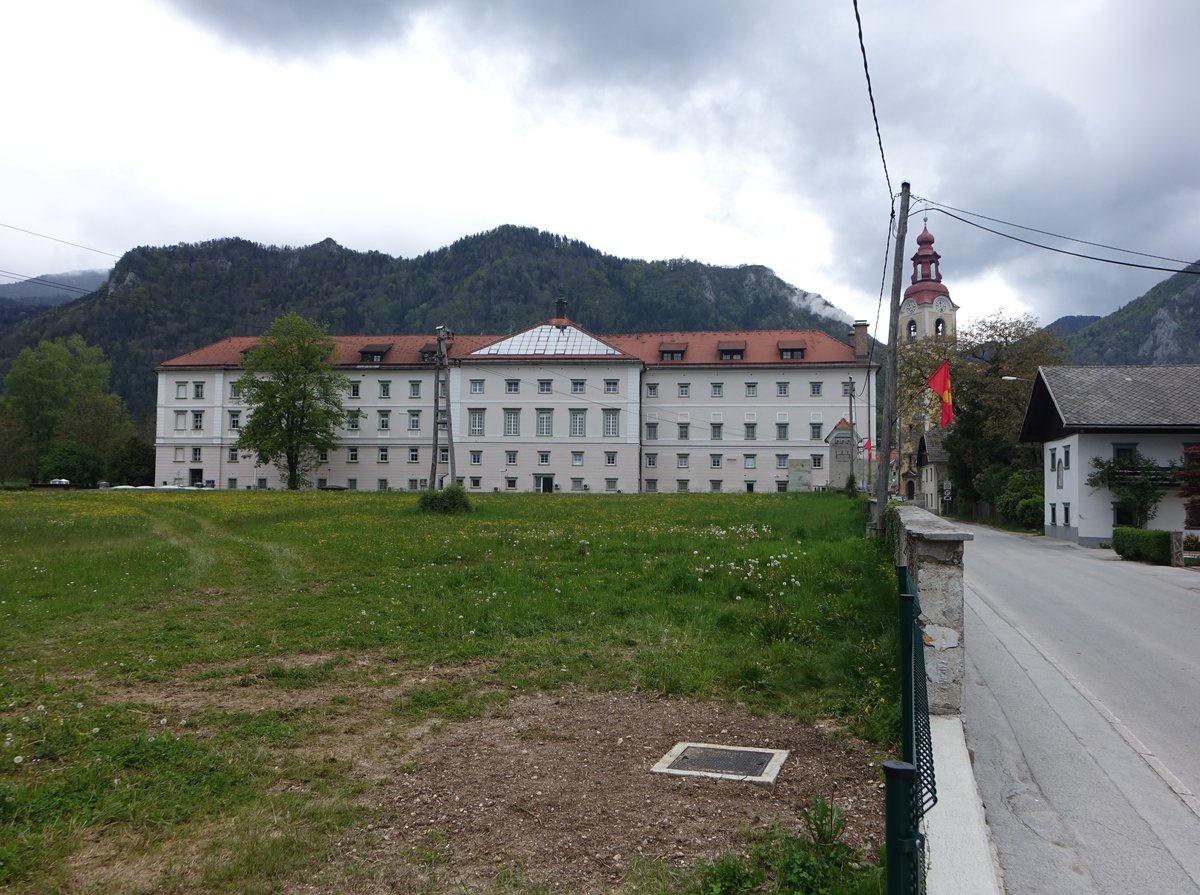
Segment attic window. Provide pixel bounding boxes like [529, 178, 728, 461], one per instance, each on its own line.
[419, 342, 438, 363]
[718, 340, 746, 361]
[359, 342, 392, 363]
[659, 341, 688, 362]
[777, 339, 806, 360]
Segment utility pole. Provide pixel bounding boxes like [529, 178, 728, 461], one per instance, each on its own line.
[846, 376, 856, 488]
[441, 328, 456, 486]
[873, 181, 911, 530]
[429, 328, 442, 489]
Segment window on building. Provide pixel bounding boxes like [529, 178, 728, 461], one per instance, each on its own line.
[317, 449, 328, 463]
[228, 447, 239, 462]
[505, 477, 518, 490]
[470, 477, 481, 489]
[677, 454, 689, 468]
[348, 447, 358, 463]
[174, 410, 186, 431]
[1063, 503, 1071, 526]
[1050, 504, 1057, 526]
[720, 348, 744, 361]
[191, 447, 202, 462]
[506, 450, 518, 465]
[1064, 446, 1071, 470]
[505, 379, 520, 394]
[439, 446, 449, 464]
[646, 383, 659, 398]
[537, 409, 553, 437]
[228, 478, 238, 490]
[710, 480, 723, 492]
[810, 454, 823, 469]
[1050, 448, 1057, 470]
[602, 451, 615, 467]
[378, 447, 389, 463]
[604, 380, 619, 395]
[409, 447, 420, 463]
[810, 423, 822, 440]
[174, 447, 184, 462]
[935, 318, 946, 337]
[468, 409, 484, 436]
[745, 382, 758, 397]
[907, 320, 918, 340]
[606, 478, 618, 492]
[470, 379, 484, 394]
[711, 382, 723, 397]
[678, 383, 690, 398]
[744, 423, 757, 441]
[191, 411, 204, 431]
[645, 422, 657, 440]
[175, 381, 187, 399]
[842, 381, 853, 397]
[660, 350, 684, 361]
[744, 455, 757, 469]
[676, 479, 689, 492]
[372, 410, 388, 430]
[571, 379, 586, 394]
[645, 453, 657, 468]
[349, 381, 360, 398]
[570, 409, 586, 437]
[779, 348, 803, 360]
[374, 478, 386, 491]
[504, 409, 520, 436]
[408, 381, 421, 399]
[710, 454, 722, 468]
[603, 409, 619, 437]
[711, 423, 723, 440]
[193, 382, 204, 399]
[678, 422, 690, 440]
[347, 411, 360, 431]
[776, 454, 789, 469]
[347, 478, 357, 490]
[229, 411, 240, 430]
[571, 477, 585, 491]
[645, 479, 658, 492]
[571, 451, 584, 466]
[470, 450, 482, 465]
[1113, 443, 1137, 462]
[776, 423, 788, 440]
[230, 381, 242, 400]
[538, 451, 550, 466]
[777, 382, 789, 397]
[379, 381, 391, 398]
[534, 379, 552, 395]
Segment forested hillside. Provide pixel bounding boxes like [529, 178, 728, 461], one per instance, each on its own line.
[1066, 263, 1200, 365]
[0, 226, 852, 415]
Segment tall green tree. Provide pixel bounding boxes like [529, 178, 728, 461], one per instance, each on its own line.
[2, 336, 110, 473]
[236, 313, 348, 490]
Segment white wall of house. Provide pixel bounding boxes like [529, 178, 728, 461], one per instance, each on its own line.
[1043, 432, 1192, 545]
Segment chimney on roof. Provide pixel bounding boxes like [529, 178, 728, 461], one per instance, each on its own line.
[554, 293, 568, 330]
[851, 320, 869, 361]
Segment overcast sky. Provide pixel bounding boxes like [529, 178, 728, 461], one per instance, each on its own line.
[3, 0, 1197, 332]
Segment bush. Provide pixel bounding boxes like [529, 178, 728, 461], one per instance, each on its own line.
[1111, 527, 1171, 565]
[416, 484, 472, 514]
[1015, 497, 1043, 531]
[995, 469, 1041, 526]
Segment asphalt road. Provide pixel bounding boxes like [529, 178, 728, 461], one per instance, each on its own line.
[961, 524, 1200, 894]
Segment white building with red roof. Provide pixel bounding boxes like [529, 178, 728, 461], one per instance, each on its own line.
[154, 303, 877, 494]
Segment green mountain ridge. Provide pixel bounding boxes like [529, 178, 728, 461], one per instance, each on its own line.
[1065, 263, 1200, 365]
[0, 226, 854, 416]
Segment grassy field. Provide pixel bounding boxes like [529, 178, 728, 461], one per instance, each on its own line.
[0, 490, 898, 893]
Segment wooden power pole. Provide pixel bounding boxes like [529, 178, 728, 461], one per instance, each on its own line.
[873, 181, 911, 529]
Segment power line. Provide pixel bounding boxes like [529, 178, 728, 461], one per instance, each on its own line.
[0, 222, 121, 259]
[925, 208, 1200, 276]
[852, 0, 893, 202]
[911, 197, 1194, 266]
[0, 269, 99, 296]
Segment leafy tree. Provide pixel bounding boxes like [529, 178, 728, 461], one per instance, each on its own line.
[38, 440, 104, 487]
[107, 435, 156, 486]
[1174, 445, 1200, 529]
[1086, 450, 1175, 528]
[55, 388, 137, 474]
[236, 313, 348, 490]
[2, 336, 110, 472]
[0, 406, 36, 483]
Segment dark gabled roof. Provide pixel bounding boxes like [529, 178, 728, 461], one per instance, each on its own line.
[917, 428, 949, 465]
[1018, 365, 1200, 443]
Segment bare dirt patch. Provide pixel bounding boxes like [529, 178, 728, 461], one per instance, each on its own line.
[310, 690, 885, 894]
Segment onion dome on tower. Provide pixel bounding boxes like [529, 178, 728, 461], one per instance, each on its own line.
[900, 225, 958, 341]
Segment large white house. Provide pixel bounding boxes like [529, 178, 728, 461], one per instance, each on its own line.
[154, 308, 877, 494]
[1018, 365, 1200, 544]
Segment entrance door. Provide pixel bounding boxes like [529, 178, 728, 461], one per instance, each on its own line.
[535, 475, 554, 493]
[189, 468, 203, 486]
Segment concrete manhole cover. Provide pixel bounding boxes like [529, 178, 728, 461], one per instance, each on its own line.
[651, 742, 789, 785]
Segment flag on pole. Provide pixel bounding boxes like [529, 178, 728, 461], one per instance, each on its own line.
[926, 360, 953, 427]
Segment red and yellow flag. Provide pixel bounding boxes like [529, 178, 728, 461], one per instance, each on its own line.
[926, 360, 953, 427]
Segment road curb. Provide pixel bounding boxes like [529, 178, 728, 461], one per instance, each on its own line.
[925, 715, 1003, 895]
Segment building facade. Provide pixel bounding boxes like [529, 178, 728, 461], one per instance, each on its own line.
[154, 313, 877, 494]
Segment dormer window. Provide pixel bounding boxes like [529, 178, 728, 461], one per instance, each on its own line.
[359, 342, 392, 364]
[777, 339, 805, 360]
[718, 340, 746, 361]
[658, 341, 687, 361]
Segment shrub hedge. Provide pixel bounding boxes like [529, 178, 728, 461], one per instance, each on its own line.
[416, 484, 473, 514]
[1111, 527, 1171, 565]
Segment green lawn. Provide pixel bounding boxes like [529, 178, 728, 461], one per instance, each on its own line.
[0, 490, 897, 893]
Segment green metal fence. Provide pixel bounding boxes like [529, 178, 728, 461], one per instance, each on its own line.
[885, 566, 938, 895]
